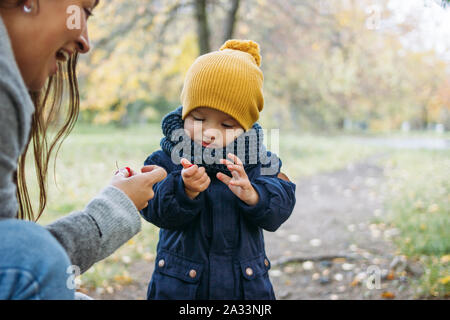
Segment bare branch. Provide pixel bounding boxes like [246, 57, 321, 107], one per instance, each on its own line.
[194, 0, 211, 54]
[223, 0, 240, 42]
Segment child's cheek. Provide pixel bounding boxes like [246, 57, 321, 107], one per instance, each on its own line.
[183, 121, 195, 140]
[225, 128, 244, 145]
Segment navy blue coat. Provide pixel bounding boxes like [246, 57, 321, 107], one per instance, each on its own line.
[141, 150, 296, 300]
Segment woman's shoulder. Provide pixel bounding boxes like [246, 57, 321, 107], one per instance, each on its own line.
[0, 17, 30, 99]
[0, 17, 34, 147]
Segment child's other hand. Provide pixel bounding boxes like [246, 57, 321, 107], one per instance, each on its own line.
[181, 158, 211, 199]
[216, 153, 259, 206]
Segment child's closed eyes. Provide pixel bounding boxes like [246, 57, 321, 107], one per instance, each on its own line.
[184, 107, 244, 148]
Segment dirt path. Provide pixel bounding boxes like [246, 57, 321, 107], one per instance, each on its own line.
[87, 154, 421, 300]
[265, 153, 420, 300]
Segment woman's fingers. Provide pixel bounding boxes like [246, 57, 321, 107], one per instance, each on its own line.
[115, 167, 131, 178]
[139, 166, 167, 186]
[129, 167, 138, 176]
[141, 165, 159, 173]
[110, 166, 167, 211]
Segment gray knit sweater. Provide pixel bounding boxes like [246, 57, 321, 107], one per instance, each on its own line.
[0, 17, 141, 274]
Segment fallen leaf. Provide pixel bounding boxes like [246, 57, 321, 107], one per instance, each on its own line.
[381, 291, 395, 299]
[386, 271, 395, 280]
[113, 274, 133, 285]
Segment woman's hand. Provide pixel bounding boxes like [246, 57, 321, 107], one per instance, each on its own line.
[217, 153, 259, 206]
[181, 158, 211, 200]
[110, 165, 167, 210]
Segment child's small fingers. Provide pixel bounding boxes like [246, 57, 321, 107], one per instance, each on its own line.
[216, 172, 232, 185]
[198, 176, 211, 190]
[229, 178, 250, 188]
[227, 163, 245, 174]
[228, 179, 240, 187]
[228, 153, 243, 166]
[227, 167, 242, 180]
[220, 159, 233, 166]
[191, 166, 206, 180]
[182, 164, 198, 177]
[190, 171, 208, 186]
[181, 158, 194, 169]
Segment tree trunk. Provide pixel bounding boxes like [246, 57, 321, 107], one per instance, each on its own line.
[194, 0, 211, 55]
[223, 0, 241, 42]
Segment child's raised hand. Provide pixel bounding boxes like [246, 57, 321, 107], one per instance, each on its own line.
[217, 153, 259, 206]
[181, 158, 211, 199]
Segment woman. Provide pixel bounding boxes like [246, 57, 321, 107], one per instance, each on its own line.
[0, 0, 167, 299]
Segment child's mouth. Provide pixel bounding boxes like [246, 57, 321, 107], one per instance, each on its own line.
[202, 141, 211, 147]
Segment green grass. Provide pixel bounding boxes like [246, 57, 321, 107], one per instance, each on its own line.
[278, 132, 378, 179]
[381, 150, 450, 298]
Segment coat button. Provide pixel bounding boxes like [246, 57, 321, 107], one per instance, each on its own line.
[158, 259, 165, 268]
[189, 269, 197, 278]
[264, 259, 269, 267]
[245, 267, 253, 276]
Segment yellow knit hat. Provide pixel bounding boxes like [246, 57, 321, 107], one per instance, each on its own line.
[181, 39, 264, 131]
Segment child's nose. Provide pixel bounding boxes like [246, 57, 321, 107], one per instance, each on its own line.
[203, 129, 216, 142]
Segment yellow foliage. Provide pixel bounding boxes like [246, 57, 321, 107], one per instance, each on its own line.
[439, 276, 450, 285]
[113, 272, 133, 285]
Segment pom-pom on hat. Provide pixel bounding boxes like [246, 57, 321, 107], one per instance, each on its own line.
[181, 39, 264, 131]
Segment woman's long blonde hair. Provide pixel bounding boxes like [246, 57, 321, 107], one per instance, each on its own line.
[1, 0, 80, 221]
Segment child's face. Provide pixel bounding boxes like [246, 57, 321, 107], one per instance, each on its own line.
[184, 107, 245, 148]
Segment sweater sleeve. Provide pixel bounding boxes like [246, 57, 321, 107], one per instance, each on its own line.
[0, 86, 21, 220]
[45, 186, 141, 274]
[237, 160, 296, 232]
[0, 16, 35, 221]
[140, 151, 204, 229]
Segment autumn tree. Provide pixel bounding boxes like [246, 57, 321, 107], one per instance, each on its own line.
[76, 0, 450, 131]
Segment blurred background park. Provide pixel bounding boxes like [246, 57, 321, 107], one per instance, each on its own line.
[33, 0, 449, 299]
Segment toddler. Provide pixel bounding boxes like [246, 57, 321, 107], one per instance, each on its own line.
[141, 40, 296, 300]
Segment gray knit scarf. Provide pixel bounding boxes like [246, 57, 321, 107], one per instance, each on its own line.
[160, 106, 279, 176]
